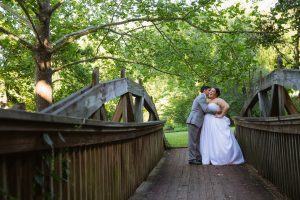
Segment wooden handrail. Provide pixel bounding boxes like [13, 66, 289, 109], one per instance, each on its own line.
[0, 109, 164, 154]
[241, 69, 300, 117]
[40, 78, 159, 120]
[235, 116, 300, 200]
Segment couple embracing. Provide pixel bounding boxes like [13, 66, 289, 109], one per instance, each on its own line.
[186, 86, 244, 165]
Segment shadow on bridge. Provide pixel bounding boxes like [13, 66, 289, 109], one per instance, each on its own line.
[130, 148, 287, 200]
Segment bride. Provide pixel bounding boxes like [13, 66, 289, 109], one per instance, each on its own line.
[200, 88, 245, 165]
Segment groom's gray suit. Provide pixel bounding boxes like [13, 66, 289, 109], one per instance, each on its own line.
[186, 93, 208, 162]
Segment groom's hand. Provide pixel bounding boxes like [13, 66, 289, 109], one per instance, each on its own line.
[215, 114, 224, 118]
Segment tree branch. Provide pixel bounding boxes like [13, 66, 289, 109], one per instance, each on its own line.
[52, 16, 185, 53]
[16, 0, 43, 46]
[152, 22, 202, 79]
[185, 20, 278, 34]
[50, 1, 63, 15]
[0, 26, 34, 50]
[0, 2, 33, 29]
[52, 56, 182, 77]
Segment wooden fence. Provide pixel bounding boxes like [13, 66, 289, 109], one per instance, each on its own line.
[0, 109, 164, 200]
[235, 115, 300, 200]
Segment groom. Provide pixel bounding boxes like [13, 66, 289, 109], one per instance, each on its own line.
[186, 85, 211, 165]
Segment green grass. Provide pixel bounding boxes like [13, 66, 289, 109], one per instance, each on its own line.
[164, 126, 236, 148]
[164, 131, 188, 148]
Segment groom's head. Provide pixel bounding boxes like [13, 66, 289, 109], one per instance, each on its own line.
[200, 85, 210, 95]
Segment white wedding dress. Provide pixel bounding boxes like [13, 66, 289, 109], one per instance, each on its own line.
[200, 103, 245, 165]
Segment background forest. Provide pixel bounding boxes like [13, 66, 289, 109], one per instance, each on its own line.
[0, 0, 299, 128]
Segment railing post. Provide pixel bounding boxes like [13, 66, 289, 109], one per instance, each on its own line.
[121, 67, 126, 78]
[92, 67, 99, 86]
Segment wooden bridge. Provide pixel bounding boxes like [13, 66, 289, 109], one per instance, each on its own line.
[0, 68, 299, 200]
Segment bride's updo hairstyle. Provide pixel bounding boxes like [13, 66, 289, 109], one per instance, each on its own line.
[214, 88, 221, 97]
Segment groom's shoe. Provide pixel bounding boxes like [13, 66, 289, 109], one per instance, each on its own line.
[189, 159, 202, 165]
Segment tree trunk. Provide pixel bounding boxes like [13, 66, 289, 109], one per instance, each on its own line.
[294, 33, 299, 69]
[34, 1, 53, 111]
[34, 47, 52, 111]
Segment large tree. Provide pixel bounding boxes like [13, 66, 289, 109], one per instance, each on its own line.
[0, 0, 202, 110]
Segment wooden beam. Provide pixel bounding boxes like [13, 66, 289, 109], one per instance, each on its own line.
[283, 89, 298, 115]
[99, 105, 108, 121]
[49, 78, 128, 118]
[241, 69, 300, 117]
[134, 97, 144, 123]
[241, 93, 258, 117]
[112, 97, 124, 122]
[124, 93, 135, 122]
[127, 79, 159, 120]
[258, 91, 270, 117]
[92, 67, 99, 86]
[270, 85, 281, 116]
[40, 85, 91, 113]
[278, 85, 286, 116]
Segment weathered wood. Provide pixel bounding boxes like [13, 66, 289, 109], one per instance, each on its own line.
[241, 69, 300, 117]
[241, 93, 258, 117]
[0, 110, 164, 200]
[0, 109, 164, 154]
[121, 67, 126, 78]
[270, 85, 280, 116]
[258, 91, 270, 117]
[124, 93, 135, 122]
[235, 116, 300, 200]
[51, 78, 128, 118]
[112, 96, 124, 122]
[40, 85, 92, 113]
[99, 105, 108, 120]
[127, 79, 159, 120]
[92, 67, 99, 86]
[129, 149, 286, 200]
[278, 85, 286, 116]
[283, 89, 298, 114]
[42, 78, 159, 121]
[234, 115, 300, 134]
[134, 97, 144, 123]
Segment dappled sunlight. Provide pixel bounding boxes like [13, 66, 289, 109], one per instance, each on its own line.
[35, 80, 52, 103]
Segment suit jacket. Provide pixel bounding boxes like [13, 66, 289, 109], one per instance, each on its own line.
[186, 93, 208, 128]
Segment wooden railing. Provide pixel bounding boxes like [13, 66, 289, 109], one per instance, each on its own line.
[241, 69, 300, 117]
[0, 109, 164, 200]
[235, 115, 300, 200]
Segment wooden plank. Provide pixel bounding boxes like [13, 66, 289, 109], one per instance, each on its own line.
[278, 85, 286, 116]
[125, 93, 135, 122]
[130, 149, 286, 200]
[241, 69, 300, 117]
[241, 93, 259, 117]
[122, 95, 128, 122]
[236, 125, 299, 200]
[92, 68, 99, 86]
[127, 79, 159, 120]
[258, 91, 270, 117]
[283, 89, 298, 114]
[99, 105, 108, 121]
[112, 97, 124, 122]
[134, 97, 144, 123]
[51, 78, 129, 118]
[40, 85, 92, 114]
[270, 85, 279, 116]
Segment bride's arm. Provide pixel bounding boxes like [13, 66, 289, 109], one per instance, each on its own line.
[215, 98, 229, 118]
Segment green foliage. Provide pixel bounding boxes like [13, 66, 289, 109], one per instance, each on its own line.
[0, 1, 283, 123]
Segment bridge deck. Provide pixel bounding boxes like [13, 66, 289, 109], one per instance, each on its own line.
[130, 148, 287, 200]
